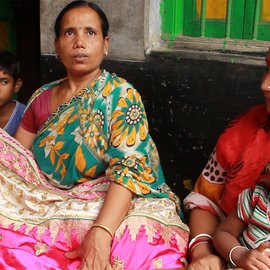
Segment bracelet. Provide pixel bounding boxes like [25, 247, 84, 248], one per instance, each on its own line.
[91, 223, 114, 239]
[189, 241, 211, 253]
[229, 246, 249, 267]
[188, 233, 213, 249]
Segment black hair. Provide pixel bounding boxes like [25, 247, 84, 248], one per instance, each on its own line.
[0, 50, 20, 81]
[54, 0, 109, 39]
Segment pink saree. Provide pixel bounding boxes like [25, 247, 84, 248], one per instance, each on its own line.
[0, 129, 189, 270]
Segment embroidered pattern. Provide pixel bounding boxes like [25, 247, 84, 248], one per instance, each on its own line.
[34, 242, 49, 255]
[153, 258, 163, 269]
[112, 256, 125, 270]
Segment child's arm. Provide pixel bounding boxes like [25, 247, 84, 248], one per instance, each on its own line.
[213, 209, 270, 270]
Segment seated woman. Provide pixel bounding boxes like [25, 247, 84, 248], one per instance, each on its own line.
[0, 1, 189, 270]
[184, 49, 270, 270]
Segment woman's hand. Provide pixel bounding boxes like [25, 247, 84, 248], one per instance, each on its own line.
[66, 182, 132, 270]
[66, 227, 112, 270]
[233, 242, 270, 270]
[187, 254, 226, 270]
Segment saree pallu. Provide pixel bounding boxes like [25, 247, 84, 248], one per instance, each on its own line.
[0, 129, 189, 270]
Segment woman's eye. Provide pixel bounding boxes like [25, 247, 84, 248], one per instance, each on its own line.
[87, 30, 95, 36]
[64, 30, 74, 36]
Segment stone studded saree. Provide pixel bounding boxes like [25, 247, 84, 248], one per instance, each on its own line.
[0, 70, 189, 269]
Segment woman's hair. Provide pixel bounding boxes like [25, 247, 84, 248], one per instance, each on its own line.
[54, 0, 109, 39]
[0, 50, 20, 81]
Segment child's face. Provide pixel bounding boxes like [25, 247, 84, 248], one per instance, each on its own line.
[0, 70, 21, 108]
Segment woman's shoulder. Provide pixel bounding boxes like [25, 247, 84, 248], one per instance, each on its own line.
[41, 78, 67, 90]
[105, 70, 133, 87]
[26, 78, 66, 108]
[102, 70, 138, 98]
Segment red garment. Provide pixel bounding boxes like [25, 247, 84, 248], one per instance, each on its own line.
[20, 88, 52, 133]
[216, 104, 270, 214]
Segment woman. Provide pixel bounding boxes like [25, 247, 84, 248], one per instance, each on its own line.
[184, 49, 270, 270]
[0, 1, 189, 269]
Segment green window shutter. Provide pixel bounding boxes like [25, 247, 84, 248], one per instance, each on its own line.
[183, 0, 200, 37]
[161, 0, 184, 37]
[162, 0, 270, 42]
[183, 0, 227, 38]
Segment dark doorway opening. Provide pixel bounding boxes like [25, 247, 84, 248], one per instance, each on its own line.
[11, 0, 41, 104]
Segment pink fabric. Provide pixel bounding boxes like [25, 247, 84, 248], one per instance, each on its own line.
[0, 227, 80, 270]
[111, 226, 186, 269]
[0, 225, 186, 270]
[0, 128, 189, 269]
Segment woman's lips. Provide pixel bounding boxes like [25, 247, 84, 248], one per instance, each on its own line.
[72, 53, 88, 61]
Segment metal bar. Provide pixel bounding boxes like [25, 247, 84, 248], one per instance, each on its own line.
[253, 0, 262, 40]
[225, 0, 232, 38]
[200, 0, 207, 37]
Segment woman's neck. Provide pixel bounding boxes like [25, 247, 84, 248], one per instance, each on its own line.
[66, 69, 102, 94]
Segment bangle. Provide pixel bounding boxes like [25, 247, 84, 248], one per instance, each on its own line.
[91, 223, 114, 239]
[188, 233, 213, 249]
[229, 246, 249, 267]
[189, 241, 211, 253]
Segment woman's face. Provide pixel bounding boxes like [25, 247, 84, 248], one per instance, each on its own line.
[261, 71, 270, 113]
[55, 6, 109, 78]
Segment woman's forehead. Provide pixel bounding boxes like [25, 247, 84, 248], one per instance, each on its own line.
[61, 6, 101, 27]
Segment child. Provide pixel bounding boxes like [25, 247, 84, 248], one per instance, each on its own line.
[213, 178, 270, 270]
[0, 50, 26, 136]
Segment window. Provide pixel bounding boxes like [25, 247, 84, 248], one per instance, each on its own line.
[161, 0, 270, 53]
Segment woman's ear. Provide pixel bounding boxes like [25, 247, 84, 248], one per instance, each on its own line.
[14, 78, 22, 93]
[104, 36, 110, 55]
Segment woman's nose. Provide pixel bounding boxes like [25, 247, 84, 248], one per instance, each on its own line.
[73, 34, 86, 49]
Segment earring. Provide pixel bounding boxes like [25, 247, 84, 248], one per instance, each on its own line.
[105, 51, 108, 56]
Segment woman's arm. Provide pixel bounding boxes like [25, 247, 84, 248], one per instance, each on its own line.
[214, 209, 270, 270]
[185, 150, 228, 269]
[94, 181, 132, 233]
[15, 126, 36, 149]
[72, 182, 132, 270]
[189, 208, 220, 260]
[66, 182, 132, 269]
[187, 208, 226, 270]
[213, 209, 247, 263]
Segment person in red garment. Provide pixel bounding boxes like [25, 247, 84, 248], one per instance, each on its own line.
[184, 48, 270, 270]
